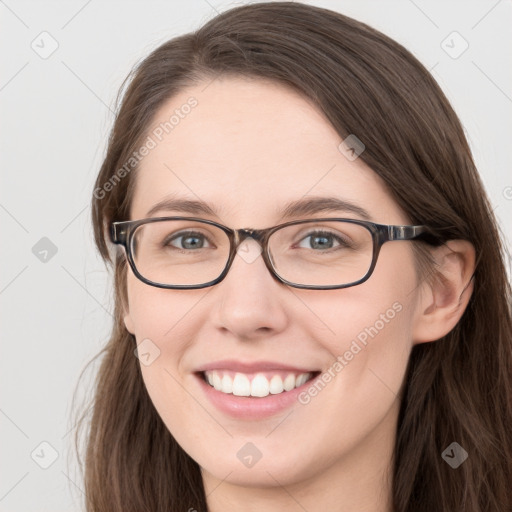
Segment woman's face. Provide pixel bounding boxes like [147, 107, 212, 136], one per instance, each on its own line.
[123, 76, 424, 491]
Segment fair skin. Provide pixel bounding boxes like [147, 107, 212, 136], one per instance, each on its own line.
[123, 76, 475, 512]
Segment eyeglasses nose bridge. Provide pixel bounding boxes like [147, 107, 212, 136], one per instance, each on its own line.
[230, 229, 268, 268]
[227, 228, 280, 284]
[233, 227, 267, 248]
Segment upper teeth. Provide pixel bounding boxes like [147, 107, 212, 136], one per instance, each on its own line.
[204, 370, 313, 397]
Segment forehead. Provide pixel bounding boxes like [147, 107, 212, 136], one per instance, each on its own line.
[130, 76, 403, 226]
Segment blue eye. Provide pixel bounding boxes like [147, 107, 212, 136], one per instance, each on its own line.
[296, 231, 351, 251]
[165, 231, 212, 250]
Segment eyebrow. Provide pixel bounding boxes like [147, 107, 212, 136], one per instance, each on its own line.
[145, 194, 372, 221]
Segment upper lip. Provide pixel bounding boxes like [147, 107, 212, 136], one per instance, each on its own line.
[195, 359, 319, 374]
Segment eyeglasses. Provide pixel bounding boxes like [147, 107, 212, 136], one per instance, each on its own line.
[110, 216, 435, 290]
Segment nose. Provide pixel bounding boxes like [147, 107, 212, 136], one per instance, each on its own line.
[211, 237, 289, 339]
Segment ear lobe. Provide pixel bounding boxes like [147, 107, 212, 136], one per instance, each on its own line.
[412, 240, 475, 344]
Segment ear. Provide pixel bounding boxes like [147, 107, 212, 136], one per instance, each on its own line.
[124, 309, 135, 335]
[412, 240, 475, 344]
[118, 252, 135, 335]
[122, 280, 135, 335]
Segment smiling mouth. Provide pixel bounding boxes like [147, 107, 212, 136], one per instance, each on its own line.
[199, 370, 320, 398]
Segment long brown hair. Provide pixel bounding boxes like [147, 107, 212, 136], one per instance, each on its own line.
[74, 2, 512, 510]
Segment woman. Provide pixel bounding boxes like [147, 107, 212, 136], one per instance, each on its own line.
[76, 2, 512, 511]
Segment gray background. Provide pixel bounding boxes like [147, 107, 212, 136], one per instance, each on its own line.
[1, 0, 511, 510]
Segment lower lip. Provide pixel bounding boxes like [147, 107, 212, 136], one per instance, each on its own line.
[194, 373, 319, 420]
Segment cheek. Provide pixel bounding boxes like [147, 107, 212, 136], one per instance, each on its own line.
[125, 275, 207, 395]
[291, 291, 415, 467]
[333, 300, 412, 398]
[126, 273, 204, 343]
[305, 244, 418, 401]
[308, 292, 412, 403]
[126, 278, 207, 440]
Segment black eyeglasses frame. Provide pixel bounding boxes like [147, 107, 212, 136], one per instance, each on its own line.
[110, 216, 436, 290]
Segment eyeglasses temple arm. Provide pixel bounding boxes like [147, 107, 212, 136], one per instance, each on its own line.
[388, 225, 431, 241]
[110, 222, 128, 244]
